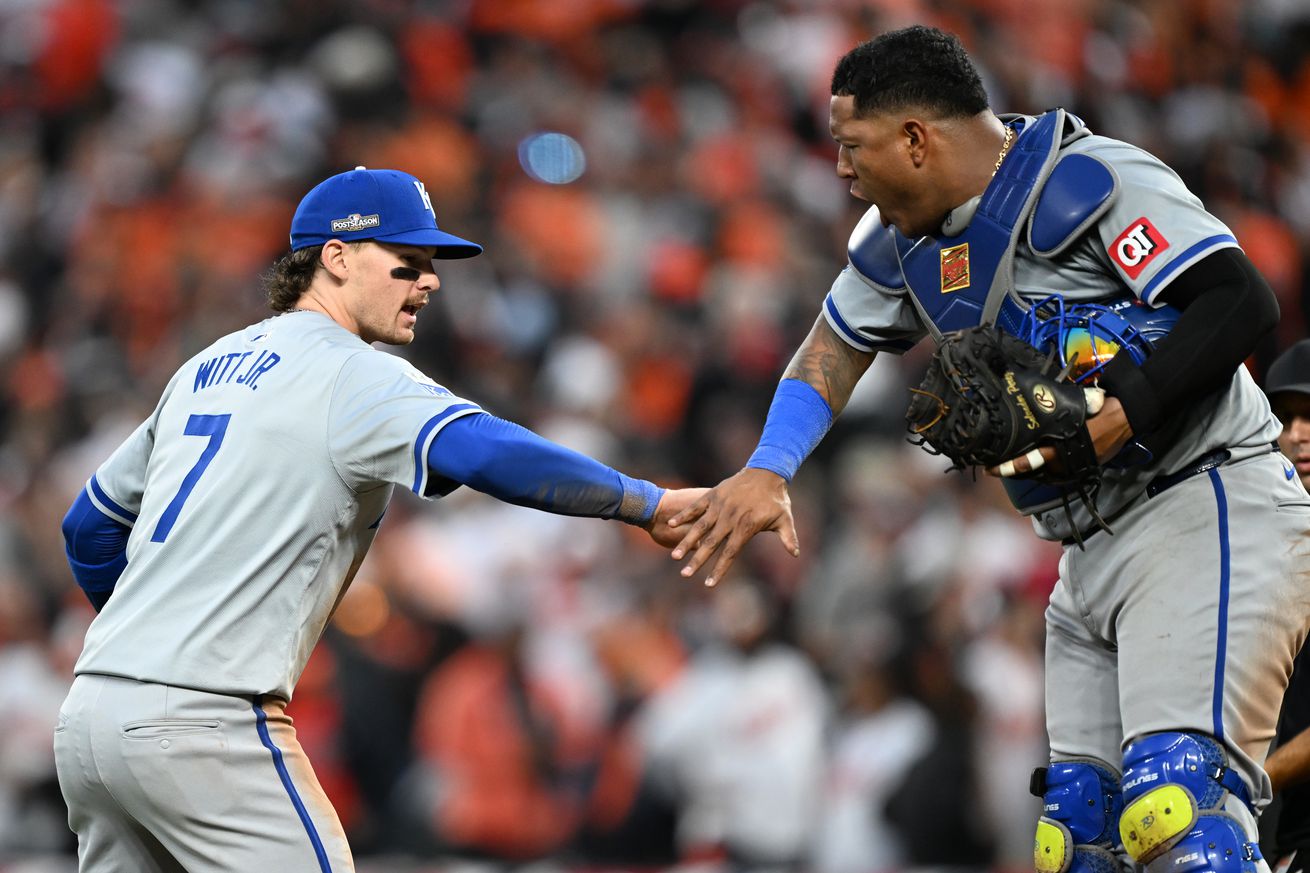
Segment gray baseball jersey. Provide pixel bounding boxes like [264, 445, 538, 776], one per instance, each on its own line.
[75, 309, 482, 700]
[824, 129, 1283, 540]
[821, 113, 1310, 867]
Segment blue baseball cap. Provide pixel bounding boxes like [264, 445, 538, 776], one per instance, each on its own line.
[289, 167, 482, 258]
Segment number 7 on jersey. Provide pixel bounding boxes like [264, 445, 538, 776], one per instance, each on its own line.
[151, 413, 231, 543]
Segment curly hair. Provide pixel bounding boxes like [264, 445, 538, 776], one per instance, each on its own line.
[262, 242, 368, 312]
[831, 25, 990, 119]
[262, 246, 323, 313]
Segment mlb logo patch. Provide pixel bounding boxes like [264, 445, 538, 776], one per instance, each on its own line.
[940, 243, 970, 293]
[1110, 217, 1170, 279]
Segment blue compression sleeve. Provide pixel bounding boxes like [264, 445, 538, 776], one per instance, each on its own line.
[745, 379, 834, 482]
[62, 487, 131, 611]
[427, 413, 664, 526]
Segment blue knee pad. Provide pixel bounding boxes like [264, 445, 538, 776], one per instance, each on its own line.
[1119, 732, 1260, 873]
[1033, 759, 1123, 873]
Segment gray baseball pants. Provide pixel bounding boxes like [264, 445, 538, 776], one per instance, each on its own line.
[54, 673, 354, 872]
[1045, 450, 1310, 861]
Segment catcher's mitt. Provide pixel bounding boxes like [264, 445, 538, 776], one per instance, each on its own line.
[905, 326, 1106, 491]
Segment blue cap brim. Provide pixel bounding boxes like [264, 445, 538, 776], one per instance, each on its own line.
[373, 227, 483, 259]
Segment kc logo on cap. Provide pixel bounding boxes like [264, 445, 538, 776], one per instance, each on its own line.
[290, 167, 482, 259]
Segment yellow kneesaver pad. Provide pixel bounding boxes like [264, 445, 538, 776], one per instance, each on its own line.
[1035, 817, 1072, 873]
[1119, 784, 1198, 862]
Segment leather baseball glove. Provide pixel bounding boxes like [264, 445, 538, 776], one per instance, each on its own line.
[905, 325, 1106, 490]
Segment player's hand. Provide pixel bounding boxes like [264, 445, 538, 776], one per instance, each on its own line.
[987, 393, 1133, 477]
[645, 488, 710, 548]
[665, 468, 799, 587]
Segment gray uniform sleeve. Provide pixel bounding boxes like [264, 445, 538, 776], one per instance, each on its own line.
[821, 265, 926, 354]
[1091, 141, 1240, 304]
[89, 373, 183, 525]
[327, 351, 484, 497]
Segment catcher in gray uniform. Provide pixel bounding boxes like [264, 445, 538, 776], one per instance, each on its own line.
[667, 26, 1310, 873]
[55, 167, 702, 872]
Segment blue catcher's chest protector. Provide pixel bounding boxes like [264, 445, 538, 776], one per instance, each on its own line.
[847, 110, 1120, 342]
[848, 110, 1128, 516]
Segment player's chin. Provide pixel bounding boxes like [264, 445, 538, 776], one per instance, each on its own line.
[375, 324, 416, 346]
[393, 312, 419, 343]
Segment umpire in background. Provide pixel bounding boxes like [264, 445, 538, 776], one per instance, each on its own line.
[1263, 338, 1310, 870]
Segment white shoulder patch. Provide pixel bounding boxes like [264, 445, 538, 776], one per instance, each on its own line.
[403, 365, 453, 397]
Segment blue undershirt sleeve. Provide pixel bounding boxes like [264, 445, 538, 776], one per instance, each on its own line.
[745, 379, 835, 482]
[427, 412, 664, 526]
[62, 487, 131, 611]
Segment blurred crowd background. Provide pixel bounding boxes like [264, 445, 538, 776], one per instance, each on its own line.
[2, 0, 1309, 871]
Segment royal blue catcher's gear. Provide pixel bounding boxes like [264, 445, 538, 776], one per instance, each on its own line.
[1119, 732, 1261, 873]
[1032, 759, 1124, 873]
[1018, 295, 1179, 468]
[1020, 295, 1180, 387]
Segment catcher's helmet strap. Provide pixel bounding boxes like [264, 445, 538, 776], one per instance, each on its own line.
[1028, 153, 1119, 259]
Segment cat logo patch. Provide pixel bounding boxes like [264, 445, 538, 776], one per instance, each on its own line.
[940, 243, 970, 293]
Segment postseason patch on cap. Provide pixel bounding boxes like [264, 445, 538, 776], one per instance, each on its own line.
[331, 213, 382, 233]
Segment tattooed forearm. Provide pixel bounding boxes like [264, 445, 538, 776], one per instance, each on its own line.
[782, 317, 876, 415]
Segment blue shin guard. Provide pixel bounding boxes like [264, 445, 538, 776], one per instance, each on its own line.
[1119, 732, 1261, 873]
[1033, 759, 1124, 873]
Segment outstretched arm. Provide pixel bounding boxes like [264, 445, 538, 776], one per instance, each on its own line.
[781, 314, 879, 417]
[427, 411, 701, 548]
[669, 316, 877, 586]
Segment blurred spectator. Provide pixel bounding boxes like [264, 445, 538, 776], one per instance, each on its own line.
[575, 603, 685, 865]
[0, 578, 79, 860]
[883, 625, 996, 868]
[638, 580, 828, 870]
[406, 615, 595, 861]
[809, 650, 933, 873]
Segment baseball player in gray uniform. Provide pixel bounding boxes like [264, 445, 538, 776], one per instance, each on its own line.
[55, 167, 701, 872]
[667, 26, 1310, 873]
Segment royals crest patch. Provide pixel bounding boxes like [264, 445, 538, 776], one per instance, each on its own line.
[940, 243, 970, 293]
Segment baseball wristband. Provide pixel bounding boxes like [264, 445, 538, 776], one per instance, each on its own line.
[746, 379, 834, 482]
[616, 474, 665, 527]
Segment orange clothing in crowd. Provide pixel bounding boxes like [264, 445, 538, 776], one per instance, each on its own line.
[412, 644, 592, 859]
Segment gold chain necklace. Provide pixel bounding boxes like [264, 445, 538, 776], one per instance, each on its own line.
[992, 126, 1015, 176]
